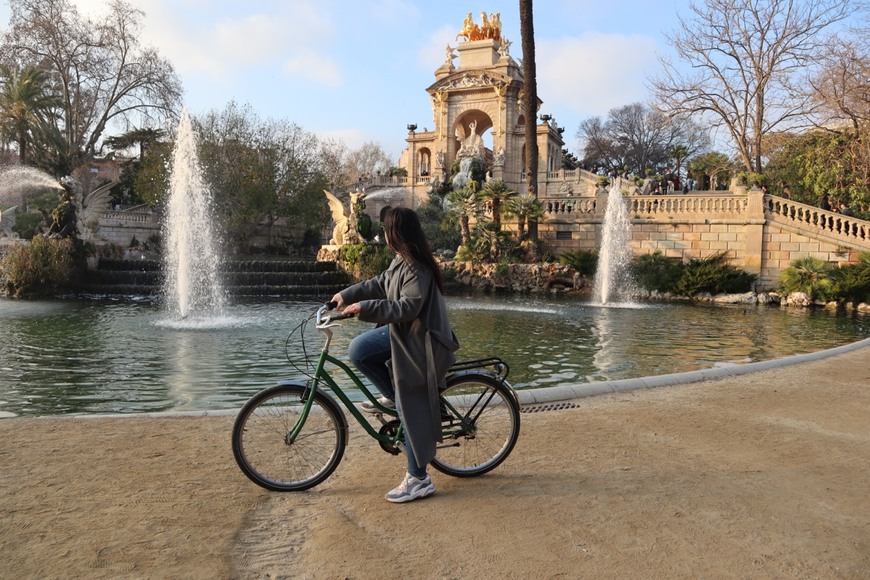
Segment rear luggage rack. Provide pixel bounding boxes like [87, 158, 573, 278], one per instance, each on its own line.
[449, 357, 510, 380]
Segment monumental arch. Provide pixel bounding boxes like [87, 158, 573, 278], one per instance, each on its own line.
[388, 19, 565, 210]
[354, 13, 870, 289]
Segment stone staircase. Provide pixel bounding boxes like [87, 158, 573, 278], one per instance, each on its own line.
[77, 258, 352, 298]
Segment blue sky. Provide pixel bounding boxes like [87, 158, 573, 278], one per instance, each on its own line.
[0, 0, 694, 160]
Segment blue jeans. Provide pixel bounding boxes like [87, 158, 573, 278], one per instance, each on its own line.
[348, 325, 426, 478]
[348, 326, 394, 400]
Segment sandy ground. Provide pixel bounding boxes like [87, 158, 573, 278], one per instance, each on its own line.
[1, 346, 869, 579]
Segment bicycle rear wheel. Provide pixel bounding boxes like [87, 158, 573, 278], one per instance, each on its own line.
[232, 383, 347, 491]
[431, 373, 521, 477]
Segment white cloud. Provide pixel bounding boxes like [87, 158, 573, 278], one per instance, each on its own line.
[416, 24, 457, 70]
[536, 33, 660, 118]
[282, 52, 343, 87]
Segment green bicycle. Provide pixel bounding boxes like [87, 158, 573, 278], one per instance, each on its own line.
[232, 302, 521, 492]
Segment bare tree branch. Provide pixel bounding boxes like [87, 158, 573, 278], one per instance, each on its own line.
[651, 0, 850, 172]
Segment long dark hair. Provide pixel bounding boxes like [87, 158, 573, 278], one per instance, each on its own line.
[383, 207, 445, 293]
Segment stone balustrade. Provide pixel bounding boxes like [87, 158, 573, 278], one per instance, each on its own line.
[630, 194, 749, 219]
[765, 196, 869, 245]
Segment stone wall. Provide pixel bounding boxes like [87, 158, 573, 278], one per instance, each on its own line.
[535, 190, 869, 290]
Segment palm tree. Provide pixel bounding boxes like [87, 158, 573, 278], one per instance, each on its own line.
[447, 183, 480, 246]
[0, 65, 59, 166]
[504, 192, 545, 240]
[478, 179, 516, 230]
[520, 0, 539, 240]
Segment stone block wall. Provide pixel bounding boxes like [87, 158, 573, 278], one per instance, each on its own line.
[761, 222, 857, 285]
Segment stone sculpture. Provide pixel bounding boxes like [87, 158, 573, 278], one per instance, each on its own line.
[324, 190, 367, 246]
[0, 206, 18, 239]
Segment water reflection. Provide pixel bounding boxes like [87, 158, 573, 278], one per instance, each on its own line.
[0, 296, 866, 417]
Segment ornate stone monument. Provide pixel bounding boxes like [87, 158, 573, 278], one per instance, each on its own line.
[397, 11, 565, 206]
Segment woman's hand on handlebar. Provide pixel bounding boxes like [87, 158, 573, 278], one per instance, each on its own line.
[341, 302, 361, 316]
[327, 293, 359, 317]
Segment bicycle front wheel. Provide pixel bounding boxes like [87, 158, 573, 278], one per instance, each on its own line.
[232, 383, 347, 491]
[431, 373, 521, 478]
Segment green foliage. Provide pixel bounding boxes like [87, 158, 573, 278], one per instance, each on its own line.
[833, 252, 870, 303]
[559, 249, 598, 278]
[630, 251, 755, 296]
[338, 243, 393, 280]
[764, 129, 869, 217]
[417, 193, 461, 251]
[478, 179, 516, 229]
[673, 252, 757, 296]
[687, 151, 732, 190]
[0, 237, 77, 298]
[134, 140, 172, 207]
[462, 222, 516, 262]
[778, 256, 838, 301]
[631, 252, 683, 292]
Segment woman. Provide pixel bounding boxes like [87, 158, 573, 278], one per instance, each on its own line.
[331, 207, 459, 503]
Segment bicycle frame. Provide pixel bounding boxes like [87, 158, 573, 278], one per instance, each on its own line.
[288, 305, 402, 446]
[290, 305, 514, 448]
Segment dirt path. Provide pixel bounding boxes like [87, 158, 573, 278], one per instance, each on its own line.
[1, 346, 868, 578]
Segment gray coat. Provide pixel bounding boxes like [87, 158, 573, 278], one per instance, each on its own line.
[340, 255, 460, 468]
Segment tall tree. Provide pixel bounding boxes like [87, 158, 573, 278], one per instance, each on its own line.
[1, 0, 182, 174]
[519, 0, 539, 240]
[0, 64, 58, 165]
[652, 0, 850, 173]
[577, 103, 709, 177]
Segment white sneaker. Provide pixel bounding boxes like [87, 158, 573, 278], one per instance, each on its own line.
[361, 397, 395, 413]
[385, 472, 435, 503]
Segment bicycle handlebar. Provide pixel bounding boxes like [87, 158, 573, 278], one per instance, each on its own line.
[316, 301, 355, 326]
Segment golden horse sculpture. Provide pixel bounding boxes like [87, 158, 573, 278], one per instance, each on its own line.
[455, 11, 501, 43]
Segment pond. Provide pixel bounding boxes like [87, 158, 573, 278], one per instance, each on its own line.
[0, 295, 867, 417]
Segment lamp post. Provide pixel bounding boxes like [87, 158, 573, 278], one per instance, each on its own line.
[407, 124, 417, 208]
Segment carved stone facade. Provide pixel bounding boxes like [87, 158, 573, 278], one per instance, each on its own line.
[396, 37, 564, 206]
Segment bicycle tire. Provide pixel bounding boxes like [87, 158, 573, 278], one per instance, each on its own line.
[232, 383, 347, 491]
[431, 372, 521, 478]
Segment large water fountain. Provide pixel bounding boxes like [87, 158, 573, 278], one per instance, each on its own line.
[163, 110, 225, 319]
[593, 182, 636, 304]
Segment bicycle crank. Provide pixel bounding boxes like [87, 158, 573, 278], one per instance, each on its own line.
[378, 420, 403, 455]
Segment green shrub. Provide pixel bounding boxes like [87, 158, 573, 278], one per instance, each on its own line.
[0, 237, 78, 298]
[673, 252, 756, 297]
[778, 256, 837, 301]
[832, 252, 870, 303]
[630, 251, 683, 293]
[559, 249, 598, 278]
[338, 243, 393, 280]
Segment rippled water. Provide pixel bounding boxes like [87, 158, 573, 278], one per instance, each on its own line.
[0, 295, 866, 417]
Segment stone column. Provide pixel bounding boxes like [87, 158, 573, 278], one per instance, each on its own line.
[743, 186, 766, 275]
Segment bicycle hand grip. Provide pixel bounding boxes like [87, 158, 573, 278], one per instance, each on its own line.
[329, 312, 355, 321]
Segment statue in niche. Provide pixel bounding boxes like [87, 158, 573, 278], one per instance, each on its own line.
[457, 120, 485, 160]
[494, 147, 505, 166]
[435, 150, 446, 168]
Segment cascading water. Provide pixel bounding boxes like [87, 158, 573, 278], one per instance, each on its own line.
[451, 157, 475, 190]
[163, 110, 225, 319]
[592, 183, 636, 304]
